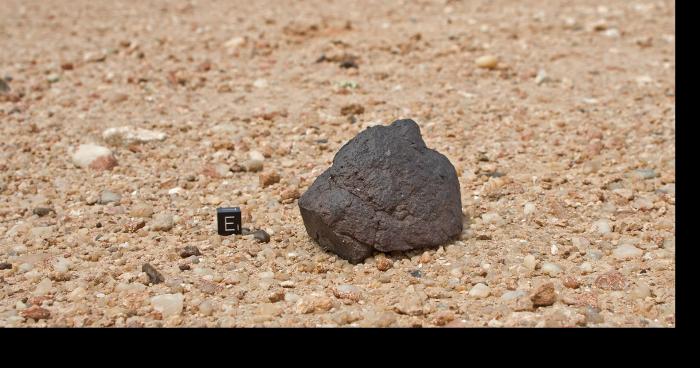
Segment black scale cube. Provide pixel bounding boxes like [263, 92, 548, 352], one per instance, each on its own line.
[217, 207, 242, 236]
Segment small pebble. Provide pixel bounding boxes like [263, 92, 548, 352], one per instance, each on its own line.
[259, 171, 281, 188]
[468, 283, 491, 298]
[21, 306, 51, 320]
[102, 126, 167, 145]
[71, 144, 118, 171]
[243, 151, 265, 172]
[99, 190, 122, 204]
[33, 278, 53, 296]
[613, 244, 643, 260]
[333, 284, 361, 301]
[151, 213, 174, 231]
[579, 262, 593, 274]
[584, 306, 604, 324]
[541, 262, 562, 276]
[534, 69, 552, 85]
[130, 203, 154, 218]
[524, 202, 536, 216]
[530, 282, 556, 307]
[376, 258, 393, 271]
[595, 270, 626, 290]
[142, 263, 165, 284]
[633, 169, 657, 180]
[180, 245, 201, 258]
[591, 219, 612, 235]
[179, 264, 191, 271]
[340, 103, 365, 116]
[523, 254, 537, 271]
[562, 276, 580, 289]
[500, 290, 527, 301]
[476, 55, 498, 69]
[151, 293, 184, 317]
[0, 262, 12, 270]
[481, 212, 503, 225]
[631, 284, 651, 299]
[198, 300, 214, 316]
[280, 187, 300, 201]
[32, 207, 53, 217]
[253, 229, 271, 243]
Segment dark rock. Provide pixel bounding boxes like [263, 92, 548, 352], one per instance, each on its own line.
[298, 119, 463, 263]
[180, 245, 201, 258]
[179, 264, 190, 271]
[142, 263, 164, 284]
[339, 59, 358, 69]
[32, 207, 53, 217]
[0, 262, 12, 270]
[0, 78, 9, 93]
[253, 229, 270, 243]
[409, 270, 422, 278]
[340, 103, 365, 116]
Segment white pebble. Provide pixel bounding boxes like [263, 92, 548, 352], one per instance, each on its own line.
[550, 244, 559, 256]
[151, 213, 174, 231]
[253, 79, 268, 88]
[579, 262, 593, 274]
[523, 254, 537, 271]
[535, 69, 551, 85]
[71, 143, 113, 168]
[591, 219, 612, 235]
[572, 237, 591, 250]
[33, 278, 53, 296]
[524, 202, 536, 216]
[469, 283, 491, 298]
[613, 244, 643, 260]
[500, 290, 527, 301]
[102, 126, 167, 145]
[53, 258, 71, 273]
[198, 300, 214, 316]
[541, 262, 562, 276]
[18, 263, 33, 273]
[631, 284, 651, 299]
[69, 287, 86, 301]
[475, 55, 498, 69]
[151, 293, 184, 317]
[481, 212, 503, 225]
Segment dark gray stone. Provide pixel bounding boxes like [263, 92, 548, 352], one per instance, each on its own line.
[253, 229, 270, 243]
[180, 245, 201, 258]
[32, 207, 53, 217]
[298, 119, 463, 264]
[142, 263, 164, 284]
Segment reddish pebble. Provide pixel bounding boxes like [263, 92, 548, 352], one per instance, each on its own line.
[22, 305, 51, 320]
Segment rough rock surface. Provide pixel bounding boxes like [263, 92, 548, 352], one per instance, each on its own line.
[298, 119, 463, 263]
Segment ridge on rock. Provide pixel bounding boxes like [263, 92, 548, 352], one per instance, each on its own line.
[298, 119, 463, 263]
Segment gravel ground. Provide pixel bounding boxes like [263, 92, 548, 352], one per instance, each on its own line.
[0, 0, 675, 327]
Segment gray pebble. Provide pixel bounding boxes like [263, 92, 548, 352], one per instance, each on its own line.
[633, 169, 657, 180]
[99, 190, 122, 204]
[0, 78, 9, 93]
[142, 263, 164, 284]
[584, 306, 604, 324]
[253, 229, 270, 243]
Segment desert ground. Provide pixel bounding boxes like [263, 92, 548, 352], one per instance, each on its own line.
[0, 0, 675, 327]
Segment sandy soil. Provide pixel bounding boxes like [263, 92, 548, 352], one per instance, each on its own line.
[0, 0, 675, 327]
